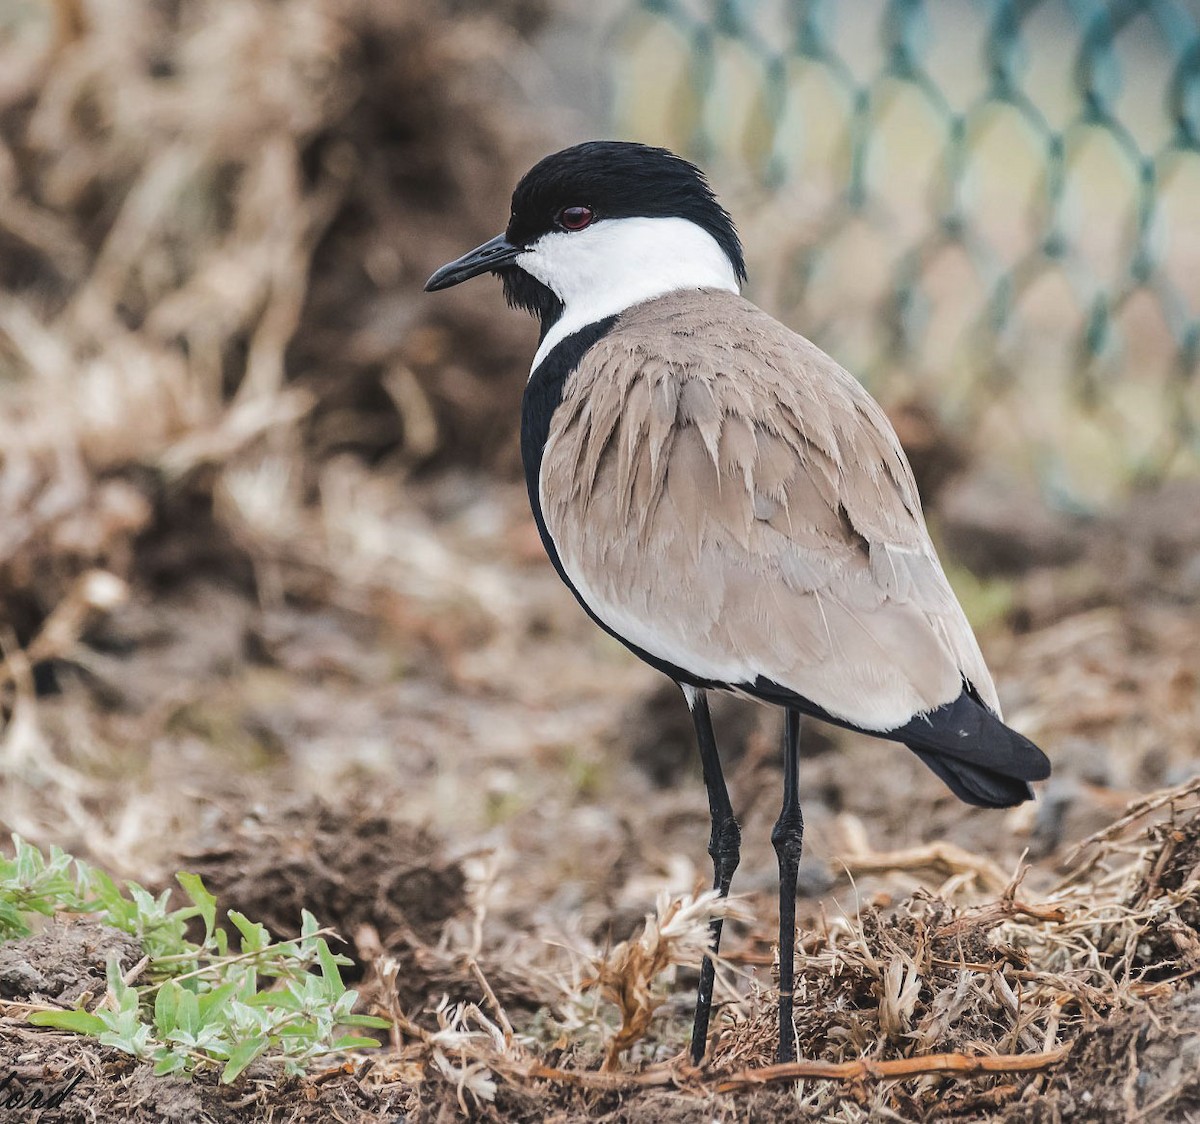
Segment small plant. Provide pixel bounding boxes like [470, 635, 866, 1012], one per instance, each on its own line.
[0, 836, 389, 1082]
[585, 889, 750, 1069]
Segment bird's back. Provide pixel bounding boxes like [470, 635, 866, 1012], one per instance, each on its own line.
[536, 288, 999, 733]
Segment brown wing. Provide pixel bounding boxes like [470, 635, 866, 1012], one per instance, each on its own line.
[539, 288, 998, 732]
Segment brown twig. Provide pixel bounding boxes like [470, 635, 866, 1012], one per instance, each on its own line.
[711, 1046, 1072, 1092]
[522, 1061, 681, 1091]
[522, 1047, 1070, 1094]
[934, 899, 1068, 939]
[1062, 777, 1200, 870]
[469, 959, 515, 1046]
[837, 840, 1013, 894]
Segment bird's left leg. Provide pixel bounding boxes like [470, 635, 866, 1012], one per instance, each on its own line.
[771, 708, 804, 1064]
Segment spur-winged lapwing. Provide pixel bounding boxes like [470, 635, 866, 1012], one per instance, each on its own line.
[426, 141, 1051, 1065]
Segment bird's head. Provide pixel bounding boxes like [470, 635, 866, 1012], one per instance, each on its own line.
[425, 141, 746, 356]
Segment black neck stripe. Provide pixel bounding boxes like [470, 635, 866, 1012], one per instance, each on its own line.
[520, 316, 618, 546]
[519, 316, 723, 689]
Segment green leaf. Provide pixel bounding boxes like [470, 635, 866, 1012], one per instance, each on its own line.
[228, 911, 268, 954]
[0, 900, 30, 940]
[153, 1052, 188, 1076]
[258, 941, 299, 972]
[29, 1010, 108, 1036]
[85, 870, 137, 929]
[236, 967, 258, 1002]
[197, 982, 237, 1026]
[315, 939, 343, 996]
[128, 884, 158, 918]
[98, 1019, 156, 1059]
[15, 837, 40, 883]
[332, 1035, 382, 1050]
[154, 981, 181, 1036]
[221, 1035, 268, 1083]
[340, 1013, 392, 1029]
[249, 987, 300, 1011]
[176, 873, 217, 943]
[276, 1020, 319, 1038]
[177, 986, 200, 1037]
[300, 910, 319, 939]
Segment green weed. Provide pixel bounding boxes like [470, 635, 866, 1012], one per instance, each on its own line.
[0, 836, 389, 1082]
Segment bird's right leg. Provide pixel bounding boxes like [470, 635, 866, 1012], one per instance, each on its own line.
[681, 684, 741, 1065]
[771, 708, 804, 1063]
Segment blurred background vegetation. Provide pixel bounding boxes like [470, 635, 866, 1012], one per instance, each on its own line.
[0, 0, 1196, 639]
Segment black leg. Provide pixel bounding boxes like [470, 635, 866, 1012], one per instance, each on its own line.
[771, 708, 804, 1064]
[681, 685, 740, 1065]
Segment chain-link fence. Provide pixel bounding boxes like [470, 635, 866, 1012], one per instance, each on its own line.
[612, 0, 1200, 506]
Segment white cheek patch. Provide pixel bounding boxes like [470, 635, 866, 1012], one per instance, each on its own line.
[521, 216, 741, 373]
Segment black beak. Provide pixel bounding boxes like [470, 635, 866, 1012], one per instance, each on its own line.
[424, 234, 522, 292]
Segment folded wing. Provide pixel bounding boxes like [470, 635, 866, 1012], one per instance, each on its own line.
[539, 288, 999, 734]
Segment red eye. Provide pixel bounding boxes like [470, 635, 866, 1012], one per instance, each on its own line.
[558, 206, 595, 231]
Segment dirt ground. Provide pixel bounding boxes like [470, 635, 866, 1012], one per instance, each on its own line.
[0, 466, 1199, 1122]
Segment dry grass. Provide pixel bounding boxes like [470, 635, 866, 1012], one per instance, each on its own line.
[0, 0, 559, 868]
[309, 774, 1200, 1121]
[584, 890, 749, 1070]
[0, 0, 549, 666]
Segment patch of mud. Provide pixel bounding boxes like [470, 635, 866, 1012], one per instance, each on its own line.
[176, 798, 539, 1017]
[0, 1029, 413, 1123]
[181, 798, 466, 947]
[998, 989, 1200, 1123]
[0, 921, 139, 1003]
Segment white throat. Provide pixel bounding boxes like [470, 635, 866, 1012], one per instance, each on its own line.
[519, 216, 741, 373]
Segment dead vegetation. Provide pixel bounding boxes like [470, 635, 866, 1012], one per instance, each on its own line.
[345, 775, 1200, 1122]
[0, 0, 550, 659]
[7, 766, 1200, 1120]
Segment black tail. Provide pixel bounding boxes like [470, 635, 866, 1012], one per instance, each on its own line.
[894, 688, 1051, 808]
[747, 676, 1051, 809]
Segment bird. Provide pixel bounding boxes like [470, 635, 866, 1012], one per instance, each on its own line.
[425, 140, 1051, 1066]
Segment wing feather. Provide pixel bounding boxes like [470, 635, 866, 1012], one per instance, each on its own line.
[540, 289, 997, 731]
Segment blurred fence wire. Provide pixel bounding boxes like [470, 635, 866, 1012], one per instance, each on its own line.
[612, 0, 1200, 505]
